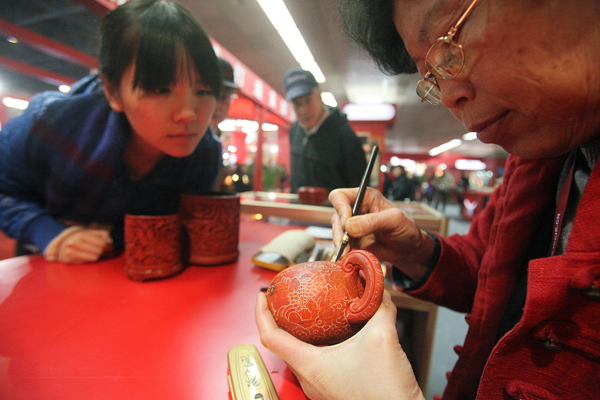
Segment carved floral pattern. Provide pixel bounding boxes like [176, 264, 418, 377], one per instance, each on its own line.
[124, 214, 183, 281]
[266, 250, 384, 345]
[180, 193, 241, 265]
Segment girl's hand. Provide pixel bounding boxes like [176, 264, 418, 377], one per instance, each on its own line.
[45, 226, 113, 263]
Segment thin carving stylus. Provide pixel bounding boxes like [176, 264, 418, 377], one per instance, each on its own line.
[331, 145, 379, 262]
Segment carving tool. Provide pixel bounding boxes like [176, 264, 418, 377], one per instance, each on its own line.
[331, 145, 379, 262]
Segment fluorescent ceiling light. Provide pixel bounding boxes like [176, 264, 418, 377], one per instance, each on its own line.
[455, 159, 487, 170]
[462, 132, 478, 141]
[321, 92, 337, 107]
[262, 123, 279, 131]
[429, 139, 462, 156]
[2, 97, 29, 110]
[389, 156, 416, 169]
[256, 0, 326, 83]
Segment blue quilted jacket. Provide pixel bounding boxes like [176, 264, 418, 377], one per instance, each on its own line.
[0, 74, 221, 253]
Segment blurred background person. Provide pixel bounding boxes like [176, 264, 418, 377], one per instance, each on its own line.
[390, 165, 412, 202]
[433, 169, 455, 212]
[210, 57, 240, 139]
[456, 171, 470, 216]
[383, 163, 394, 200]
[210, 57, 240, 191]
[422, 172, 436, 205]
[284, 68, 366, 193]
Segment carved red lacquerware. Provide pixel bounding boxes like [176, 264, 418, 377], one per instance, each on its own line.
[124, 213, 183, 281]
[297, 186, 329, 206]
[266, 250, 384, 345]
[180, 192, 241, 265]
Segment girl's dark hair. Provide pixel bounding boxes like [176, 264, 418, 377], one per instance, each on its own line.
[338, 0, 418, 75]
[99, 0, 222, 98]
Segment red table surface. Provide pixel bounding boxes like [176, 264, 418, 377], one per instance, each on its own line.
[0, 215, 308, 400]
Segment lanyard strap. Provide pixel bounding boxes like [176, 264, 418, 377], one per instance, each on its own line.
[551, 154, 576, 256]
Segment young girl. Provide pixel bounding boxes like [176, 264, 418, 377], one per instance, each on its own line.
[0, 0, 223, 263]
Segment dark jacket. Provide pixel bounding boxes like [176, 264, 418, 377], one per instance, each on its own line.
[0, 74, 221, 253]
[289, 106, 366, 193]
[404, 154, 600, 399]
[391, 174, 412, 201]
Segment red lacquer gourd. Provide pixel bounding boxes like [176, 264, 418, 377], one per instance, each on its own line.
[265, 250, 384, 345]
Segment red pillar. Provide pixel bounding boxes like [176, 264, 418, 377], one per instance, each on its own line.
[253, 107, 266, 191]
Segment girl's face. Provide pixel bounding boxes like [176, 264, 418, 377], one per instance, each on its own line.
[394, 0, 600, 159]
[104, 58, 217, 161]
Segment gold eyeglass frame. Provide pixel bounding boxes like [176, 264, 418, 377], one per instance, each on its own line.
[416, 0, 480, 105]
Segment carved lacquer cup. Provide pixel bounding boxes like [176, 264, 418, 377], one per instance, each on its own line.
[124, 212, 183, 281]
[266, 250, 384, 345]
[180, 191, 241, 265]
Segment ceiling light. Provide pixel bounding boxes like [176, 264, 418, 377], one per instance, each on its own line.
[256, 0, 326, 83]
[7, 36, 18, 44]
[455, 159, 487, 170]
[429, 139, 462, 156]
[218, 119, 236, 132]
[58, 85, 71, 93]
[321, 92, 337, 107]
[462, 132, 477, 141]
[262, 123, 279, 131]
[2, 97, 29, 110]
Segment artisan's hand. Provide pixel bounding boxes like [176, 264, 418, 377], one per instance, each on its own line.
[256, 290, 424, 400]
[329, 187, 434, 280]
[44, 226, 113, 264]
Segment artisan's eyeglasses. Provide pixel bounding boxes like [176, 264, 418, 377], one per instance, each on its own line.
[416, 0, 480, 105]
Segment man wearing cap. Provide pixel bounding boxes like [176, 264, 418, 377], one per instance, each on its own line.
[211, 57, 241, 137]
[209, 57, 241, 190]
[284, 68, 366, 193]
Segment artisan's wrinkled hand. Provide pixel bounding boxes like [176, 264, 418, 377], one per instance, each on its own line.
[329, 187, 434, 280]
[44, 226, 113, 264]
[255, 290, 424, 400]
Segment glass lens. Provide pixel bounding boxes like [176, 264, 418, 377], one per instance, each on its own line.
[426, 38, 464, 80]
[416, 78, 441, 105]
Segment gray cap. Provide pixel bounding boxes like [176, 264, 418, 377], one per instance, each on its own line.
[219, 57, 240, 90]
[284, 68, 318, 101]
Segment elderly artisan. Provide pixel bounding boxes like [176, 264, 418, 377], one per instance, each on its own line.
[256, 0, 600, 399]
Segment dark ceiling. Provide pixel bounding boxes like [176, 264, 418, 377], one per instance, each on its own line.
[0, 0, 98, 95]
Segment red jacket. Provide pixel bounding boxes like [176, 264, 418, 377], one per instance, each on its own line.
[408, 155, 600, 399]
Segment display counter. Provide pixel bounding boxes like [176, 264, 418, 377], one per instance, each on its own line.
[241, 191, 449, 236]
[0, 214, 438, 399]
[0, 215, 306, 399]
